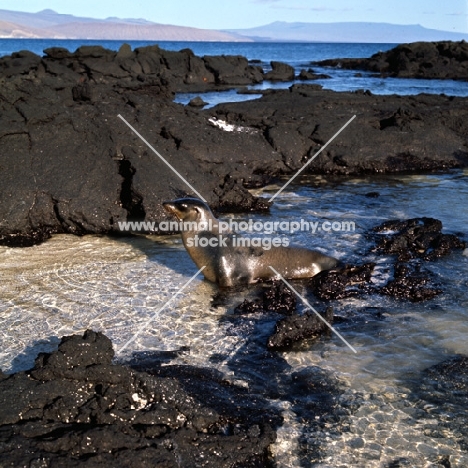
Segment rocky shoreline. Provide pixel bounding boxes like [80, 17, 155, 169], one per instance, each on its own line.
[1, 41, 468, 466]
[1, 323, 467, 466]
[316, 40, 468, 80]
[0, 330, 281, 467]
[1, 42, 468, 246]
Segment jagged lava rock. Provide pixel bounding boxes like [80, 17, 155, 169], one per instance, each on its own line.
[0, 330, 281, 467]
[211, 85, 468, 176]
[267, 307, 334, 350]
[264, 61, 295, 81]
[1, 44, 468, 246]
[316, 40, 468, 80]
[234, 280, 297, 315]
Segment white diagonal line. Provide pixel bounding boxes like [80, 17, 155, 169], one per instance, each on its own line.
[268, 266, 357, 353]
[269, 115, 356, 202]
[117, 265, 206, 355]
[117, 114, 207, 202]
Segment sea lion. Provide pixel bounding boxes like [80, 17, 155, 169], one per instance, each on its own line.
[163, 197, 338, 287]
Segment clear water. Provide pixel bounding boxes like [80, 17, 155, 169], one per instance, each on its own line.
[1, 170, 467, 466]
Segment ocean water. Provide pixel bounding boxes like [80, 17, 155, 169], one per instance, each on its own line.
[1, 38, 467, 107]
[0, 38, 393, 63]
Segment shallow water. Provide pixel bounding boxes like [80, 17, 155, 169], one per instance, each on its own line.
[1, 170, 467, 466]
[175, 69, 468, 109]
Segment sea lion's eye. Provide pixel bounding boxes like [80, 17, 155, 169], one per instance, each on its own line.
[180, 204, 188, 210]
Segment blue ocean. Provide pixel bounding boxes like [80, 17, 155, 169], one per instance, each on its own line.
[1, 38, 467, 108]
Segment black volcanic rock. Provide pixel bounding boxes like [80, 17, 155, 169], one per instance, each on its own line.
[0, 330, 280, 467]
[371, 217, 466, 261]
[233, 281, 334, 350]
[0, 45, 282, 246]
[309, 263, 376, 300]
[307, 260, 444, 303]
[0, 43, 266, 93]
[212, 85, 468, 176]
[203, 54, 263, 85]
[297, 68, 331, 80]
[188, 96, 208, 107]
[308, 216, 464, 302]
[264, 61, 295, 81]
[1, 44, 468, 246]
[0, 50, 42, 77]
[309, 260, 443, 303]
[234, 280, 297, 315]
[380, 263, 442, 302]
[267, 307, 333, 350]
[416, 355, 468, 407]
[316, 40, 468, 80]
[233, 281, 336, 350]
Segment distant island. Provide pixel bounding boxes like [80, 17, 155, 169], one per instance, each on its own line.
[226, 21, 468, 43]
[0, 8, 248, 42]
[1, 8, 467, 43]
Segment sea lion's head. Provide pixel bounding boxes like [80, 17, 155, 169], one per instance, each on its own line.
[162, 198, 215, 223]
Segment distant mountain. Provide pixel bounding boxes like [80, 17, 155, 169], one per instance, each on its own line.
[0, 19, 54, 38]
[2, 10, 467, 43]
[0, 9, 249, 41]
[226, 21, 468, 43]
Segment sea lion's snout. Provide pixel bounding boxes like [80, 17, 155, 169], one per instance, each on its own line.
[162, 201, 178, 216]
[163, 202, 184, 221]
[163, 198, 210, 222]
[162, 200, 192, 220]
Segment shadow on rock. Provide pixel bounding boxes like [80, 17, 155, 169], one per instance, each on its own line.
[7, 335, 61, 374]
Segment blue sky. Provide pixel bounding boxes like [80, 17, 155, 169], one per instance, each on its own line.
[1, 0, 467, 32]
